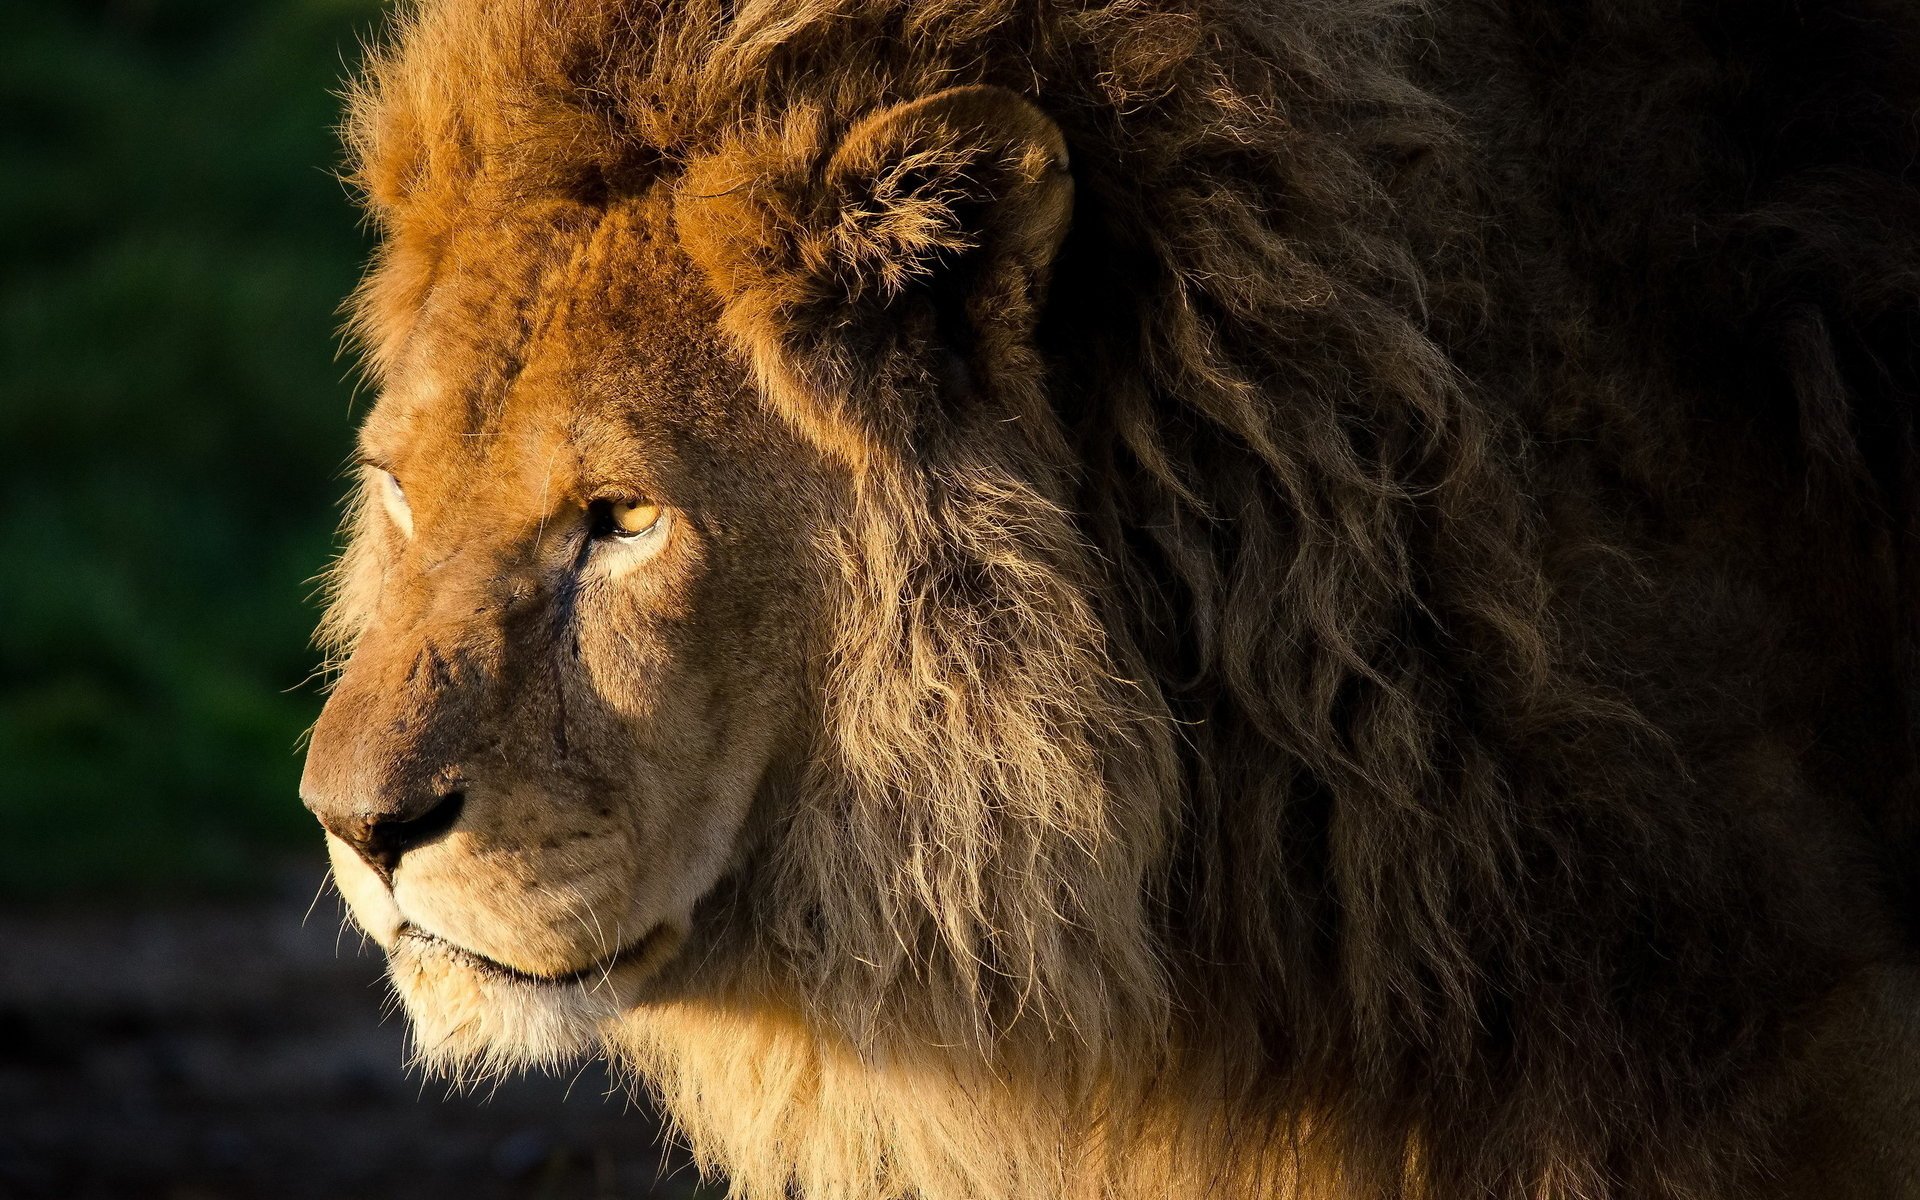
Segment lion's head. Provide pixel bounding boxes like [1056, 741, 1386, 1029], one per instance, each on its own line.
[305, 74, 1175, 1090]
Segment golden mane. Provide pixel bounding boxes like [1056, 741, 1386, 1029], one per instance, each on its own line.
[337, 2, 1920, 1196]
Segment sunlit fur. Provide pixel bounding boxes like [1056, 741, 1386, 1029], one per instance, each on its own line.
[324, 2, 1920, 1197]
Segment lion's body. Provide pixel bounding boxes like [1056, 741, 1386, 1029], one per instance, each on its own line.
[320, 1, 1920, 1196]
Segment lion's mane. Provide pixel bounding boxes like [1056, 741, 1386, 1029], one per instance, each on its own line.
[340, 2, 1920, 1196]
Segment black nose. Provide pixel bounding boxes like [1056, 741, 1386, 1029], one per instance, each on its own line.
[320, 789, 466, 878]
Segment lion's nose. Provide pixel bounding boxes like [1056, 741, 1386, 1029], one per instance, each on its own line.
[303, 785, 466, 878]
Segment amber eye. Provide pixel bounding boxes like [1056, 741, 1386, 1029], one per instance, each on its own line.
[589, 497, 663, 540]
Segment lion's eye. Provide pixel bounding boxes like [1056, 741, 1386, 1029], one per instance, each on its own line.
[588, 498, 664, 540]
[611, 499, 662, 537]
[584, 497, 671, 574]
[374, 468, 413, 538]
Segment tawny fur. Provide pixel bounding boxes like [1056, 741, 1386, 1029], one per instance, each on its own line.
[320, 1, 1920, 1197]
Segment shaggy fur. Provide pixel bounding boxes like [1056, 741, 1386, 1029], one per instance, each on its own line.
[322, 1, 1920, 1196]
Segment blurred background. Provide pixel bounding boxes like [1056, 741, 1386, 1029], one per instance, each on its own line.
[0, 2, 709, 1195]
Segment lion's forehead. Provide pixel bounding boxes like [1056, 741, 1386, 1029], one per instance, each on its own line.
[361, 194, 745, 508]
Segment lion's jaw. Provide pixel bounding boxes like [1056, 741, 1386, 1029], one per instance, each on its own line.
[304, 199, 834, 1073]
[328, 831, 683, 1068]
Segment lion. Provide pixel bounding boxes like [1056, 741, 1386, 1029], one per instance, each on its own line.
[299, 1, 1920, 1196]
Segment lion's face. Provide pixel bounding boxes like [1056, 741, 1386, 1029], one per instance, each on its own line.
[303, 195, 838, 1062]
[309, 84, 1170, 1074]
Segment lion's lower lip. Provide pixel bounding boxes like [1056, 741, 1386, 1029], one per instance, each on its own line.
[394, 923, 664, 986]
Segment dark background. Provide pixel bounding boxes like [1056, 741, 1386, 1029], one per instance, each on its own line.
[0, 3, 709, 1195]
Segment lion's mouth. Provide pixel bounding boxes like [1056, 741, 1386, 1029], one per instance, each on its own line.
[393, 922, 668, 987]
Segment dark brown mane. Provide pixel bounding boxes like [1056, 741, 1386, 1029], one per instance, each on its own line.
[341, 2, 1920, 1195]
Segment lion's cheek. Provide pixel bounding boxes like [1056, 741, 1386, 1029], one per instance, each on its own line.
[327, 832, 405, 948]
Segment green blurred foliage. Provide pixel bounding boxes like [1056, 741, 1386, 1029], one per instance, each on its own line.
[0, 0, 385, 896]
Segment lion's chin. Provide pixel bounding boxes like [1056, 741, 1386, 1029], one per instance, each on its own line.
[387, 924, 682, 1077]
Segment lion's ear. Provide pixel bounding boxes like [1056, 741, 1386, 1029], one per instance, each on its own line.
[814, 85, 1073, 313]
[677, 85, 1072, 461]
